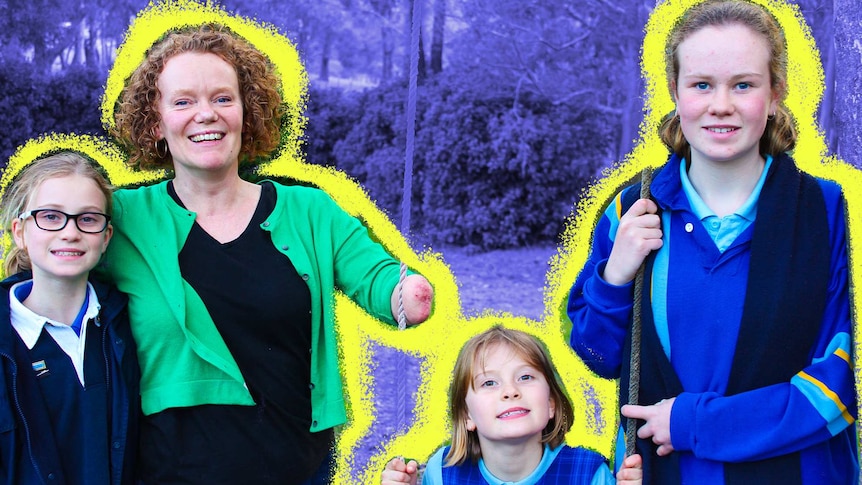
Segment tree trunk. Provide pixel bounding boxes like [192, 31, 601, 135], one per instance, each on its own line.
[430, 0, 445, 74]
[833, 0, 862, 168]
[810, 0, 836, 152]
[84, 29, 98, 68]
[418, 21, 427, 82]
[320, 30, 332, 82]
[382, 25, 393, 81]
[32, 37, 52, 74]
[616, 1, 649, 160]
[404, 0, 426, 82]
[100, 39, 116, 69]
[75, 16, 87, 66]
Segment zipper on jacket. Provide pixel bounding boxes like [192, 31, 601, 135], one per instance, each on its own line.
[99, 315, 113, 417]
[2, 349, 49, 485]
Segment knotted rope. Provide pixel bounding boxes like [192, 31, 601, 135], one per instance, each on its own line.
[625, 167, 653, 457]
[394, 0, 424, 451]
[397, 0, 423, 332]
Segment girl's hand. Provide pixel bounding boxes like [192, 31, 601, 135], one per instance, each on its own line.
[616, 454, 643, 484]
[622, 397, 676, 456]
[604, 198, 663, 285]
[390, 274, 433, 325]
[382, 457, 419, 485]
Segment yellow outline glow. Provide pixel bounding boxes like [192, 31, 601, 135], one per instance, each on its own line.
[1, 0, 858, 483]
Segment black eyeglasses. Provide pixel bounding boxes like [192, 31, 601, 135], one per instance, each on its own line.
[18, 209, 111, 234]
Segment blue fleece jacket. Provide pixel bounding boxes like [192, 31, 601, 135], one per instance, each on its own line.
[568, 155, 857, 484]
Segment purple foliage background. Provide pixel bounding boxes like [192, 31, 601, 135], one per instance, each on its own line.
[0, 0, 860, 480]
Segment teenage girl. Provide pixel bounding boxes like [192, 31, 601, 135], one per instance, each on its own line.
[0, 152, 139, 484]
[568, 0, 857, 483]
[383, 326, 642, 484]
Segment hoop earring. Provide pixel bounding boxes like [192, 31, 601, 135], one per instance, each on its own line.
[155, 139, 168, 159]
[767, 111, 776, 121]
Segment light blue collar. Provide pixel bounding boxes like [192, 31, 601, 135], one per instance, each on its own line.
[679, 154, 773, 222]
[478, 443, 559, 485]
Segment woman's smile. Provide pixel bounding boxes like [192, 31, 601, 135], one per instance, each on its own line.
[155, 52, 244, 178]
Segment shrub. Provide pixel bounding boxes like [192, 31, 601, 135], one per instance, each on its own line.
[0, 61, 106, 166]
[0, 61, 38, 165]
[303, 86, 362, 168]
[0, 62, 617, 250]
[304, 73, 617, 249]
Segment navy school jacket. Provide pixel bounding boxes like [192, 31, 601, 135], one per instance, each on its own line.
[0, 272, 139, 485]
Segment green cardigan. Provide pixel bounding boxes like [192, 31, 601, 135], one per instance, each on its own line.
[105, 180, 401, 432]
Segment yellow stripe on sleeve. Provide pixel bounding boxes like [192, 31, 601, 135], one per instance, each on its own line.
[797, 371, 854, 425]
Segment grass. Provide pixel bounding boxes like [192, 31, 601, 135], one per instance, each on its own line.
[435, 244, 558, 320]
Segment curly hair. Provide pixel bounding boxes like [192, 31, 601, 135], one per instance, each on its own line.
[659, 0, 796, 159]
[113, 24, 283, 171]
[1, 152, 113, 276]
[445, 326, 574, 466]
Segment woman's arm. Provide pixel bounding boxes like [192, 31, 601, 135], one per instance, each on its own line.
[389, 274, 432, 325]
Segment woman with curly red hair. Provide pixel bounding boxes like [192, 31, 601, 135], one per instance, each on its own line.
[107, 25, 433, 484]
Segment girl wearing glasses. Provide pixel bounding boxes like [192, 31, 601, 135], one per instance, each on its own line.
[0, 152, 139, 484]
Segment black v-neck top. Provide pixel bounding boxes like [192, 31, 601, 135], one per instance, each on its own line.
[138, 181, 331, 484]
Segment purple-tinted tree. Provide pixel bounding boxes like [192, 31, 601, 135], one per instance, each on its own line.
[0, 0, 82, 73]
[363, 0, 402, 80]
[403, 0, 427, 82]
[430, 0, 446, 74]
[831, 0, 862, 168]
[448, 0, 649, 164]
[0, 0, 141, 72]
[790, 0, 861, 168]
[794, 0, 837, 151]
[613, 0, 654, 160]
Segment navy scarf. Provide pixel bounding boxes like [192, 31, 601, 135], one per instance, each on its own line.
[619, 154, 831, 484]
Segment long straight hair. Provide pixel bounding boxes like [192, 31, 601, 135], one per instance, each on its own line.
[445, 326, 574, 466]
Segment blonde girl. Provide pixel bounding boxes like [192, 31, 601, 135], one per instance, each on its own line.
[383, 326, 642, 484]
[0, 152, 138, 484]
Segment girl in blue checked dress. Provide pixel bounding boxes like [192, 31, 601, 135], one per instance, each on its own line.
[383, 326, 642, 485]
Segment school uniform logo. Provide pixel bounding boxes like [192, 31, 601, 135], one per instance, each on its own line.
[31, 360, 49, 377]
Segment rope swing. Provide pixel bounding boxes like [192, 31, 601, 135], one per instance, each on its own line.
[397, 0, 423, 332]
[395, 0, 424, 441]
[625, 167, 653, 457]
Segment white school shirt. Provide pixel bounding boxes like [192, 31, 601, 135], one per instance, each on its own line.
[9, 280, 101, 386]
